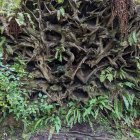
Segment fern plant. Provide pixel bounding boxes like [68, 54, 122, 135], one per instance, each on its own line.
[100, 67, 115, 82]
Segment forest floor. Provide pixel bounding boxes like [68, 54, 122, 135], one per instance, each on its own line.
[0, 117, 139, 140]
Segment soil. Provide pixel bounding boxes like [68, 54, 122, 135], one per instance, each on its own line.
[0, 119, 139, 140]
[30, 122, 139, 140]
[30, 123, 114, 140]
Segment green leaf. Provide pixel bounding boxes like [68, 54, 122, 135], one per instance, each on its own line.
[60, 7, 65, 17]
[34, 118, 43, 130]
[132, 31, 137, 44]
[83, 107, 92, 118]
[128, 31, 137, 46]
[55, 50, 59, 59]
[136, 61, 140, 70]
[56, 0, 64, 3]
[131, 128, 140, 138]
[6, 45, 13, 55]
[0, 37, 6, 47]
[122, 94, 129, 110]
[89, 98, 97, 105]
[114, 98, 122, 119]
[15, 12, 26, 26]
[55, 116, 61, 133]
[124, 82, 135, 88]
[107, 73, 113, 82]
[77, 110, 81, 123]
[57, 10, 61, 21]
[128, 33, 134, 46]
[59, 53, 62, 62]
[100, 74, 106, 82]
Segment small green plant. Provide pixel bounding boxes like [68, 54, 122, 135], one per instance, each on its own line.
[66, 95, 112, 128]
[15, 12, 35, 28]
[0, 61, 23, 116]
[117, 68, 126, 79]
[57, 7, 65, 21]
[66, 102, 82, 127]
[55, 44, 65, 62]
[100, 67, 115, 82]
[111, 93, 137, 126]
[0, 0, 21, 15]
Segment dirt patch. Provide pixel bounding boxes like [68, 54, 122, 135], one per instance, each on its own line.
[30, 122, 114, 140]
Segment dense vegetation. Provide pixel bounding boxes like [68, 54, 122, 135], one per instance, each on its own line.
[0, 0, 140, 139]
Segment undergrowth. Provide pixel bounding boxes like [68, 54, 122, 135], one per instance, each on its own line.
[0, 0, 140, 139]
[0, 58, 139, 135]
[0, 45, 139, 138]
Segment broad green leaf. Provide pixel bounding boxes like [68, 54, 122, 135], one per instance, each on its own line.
[15, 12, 26, 26]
